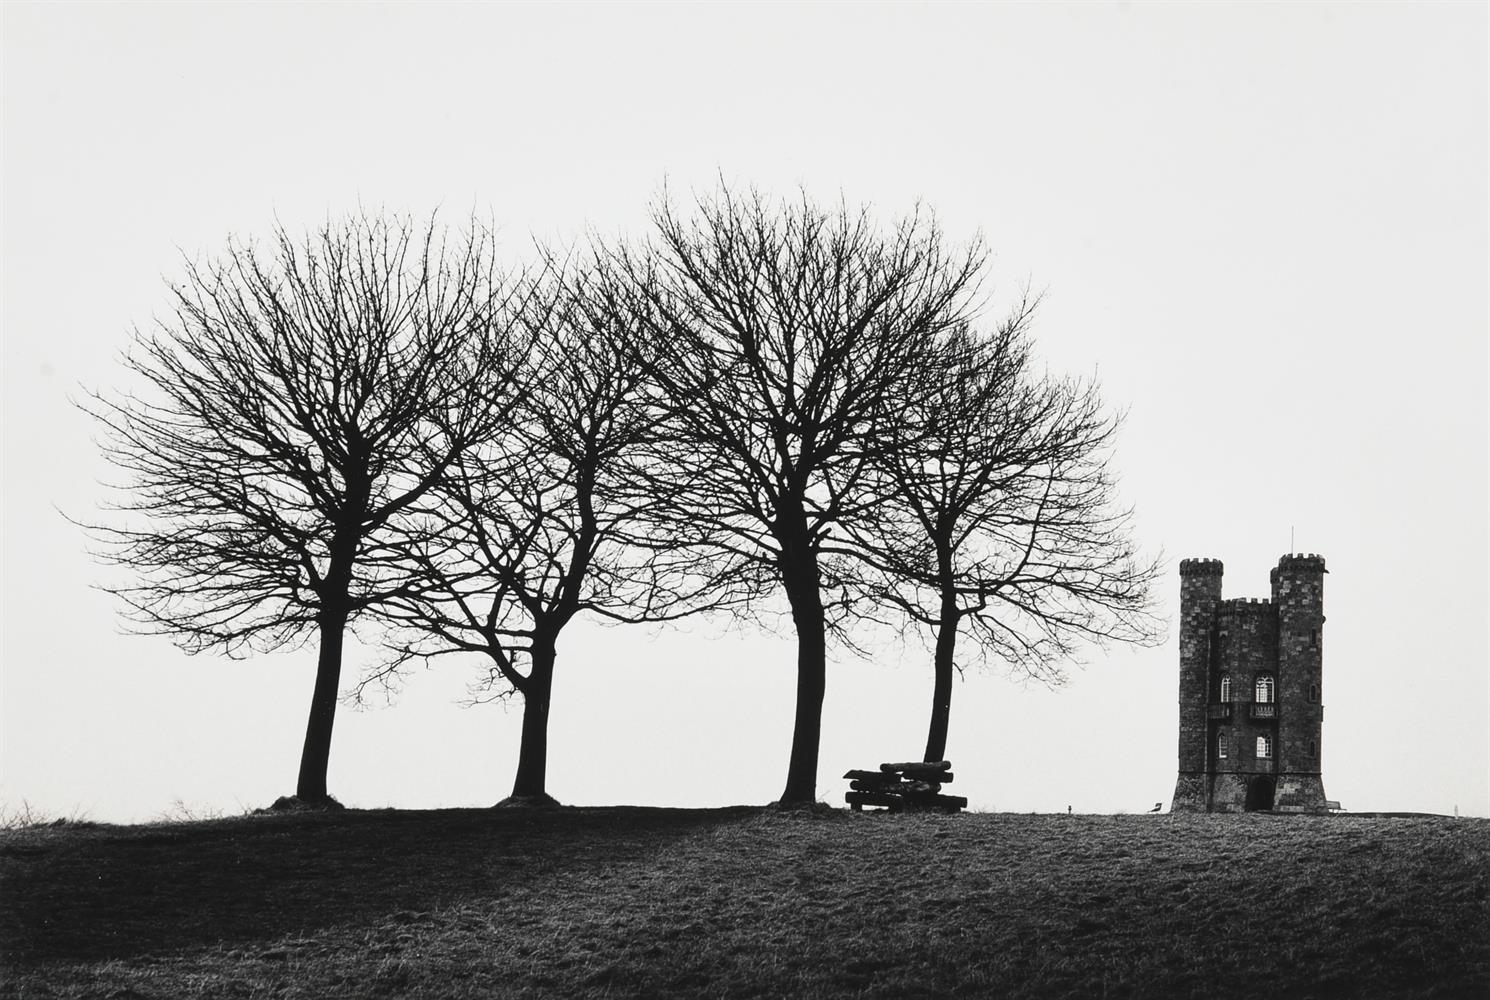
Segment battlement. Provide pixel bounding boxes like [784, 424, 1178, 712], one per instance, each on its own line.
[1216, 597, 1273, 617]
[1180, 558, 1223, 577]
[1275, 553, 1327, 574]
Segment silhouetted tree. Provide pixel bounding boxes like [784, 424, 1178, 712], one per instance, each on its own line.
[85, 215, 524, 804]
[617, 187, 986, 805]
[368, 259, 708, 803]
[860, 313, 1162, 763]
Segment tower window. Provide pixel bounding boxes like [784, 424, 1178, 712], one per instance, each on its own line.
[1256, 734, 1273, 759]
[1308, 683, 1320, 704]
[1217, 732, 1229, 759]
[1309, 739, 1318, 760]
[1219, 675, 1231, 702]
[1255, 675, 1275, 704]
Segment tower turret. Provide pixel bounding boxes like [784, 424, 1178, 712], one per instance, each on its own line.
[1270, 553, 1328, 811]
[1171, 558, 1223, 812]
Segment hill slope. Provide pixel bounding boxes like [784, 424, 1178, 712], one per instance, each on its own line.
[3, 807, 1486, 998]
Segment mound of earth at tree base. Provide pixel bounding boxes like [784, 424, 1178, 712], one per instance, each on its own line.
[766, 799, 845, 818]
[253, 795, 345, 814]
[492, 793, 561, 809]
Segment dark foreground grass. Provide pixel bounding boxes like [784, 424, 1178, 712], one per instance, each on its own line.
[2, 806, 1486, 999]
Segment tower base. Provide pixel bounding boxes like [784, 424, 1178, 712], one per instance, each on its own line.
[1272, 773, 1329, 813]
[1171, 771, 1329, 813]
[1170, 772, 1208, 812]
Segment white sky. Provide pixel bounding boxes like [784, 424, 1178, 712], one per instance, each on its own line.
[3, 2, 1486, 821]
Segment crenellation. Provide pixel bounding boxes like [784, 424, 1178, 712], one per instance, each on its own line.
[1179, 557, 1224, 577]
[1216, 597, 1271, 615]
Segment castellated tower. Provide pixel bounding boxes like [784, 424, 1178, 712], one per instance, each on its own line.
[1169, 554, 1330, 813]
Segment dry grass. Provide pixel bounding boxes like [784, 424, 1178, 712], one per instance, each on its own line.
[2, 806, 1486, 998]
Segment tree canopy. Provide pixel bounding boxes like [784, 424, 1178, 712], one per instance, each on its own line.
[86, 214, 524, 802]
[860, 313, 1162, 761]
[87, 190, 1160, 809]
[617, 188, 989, 803]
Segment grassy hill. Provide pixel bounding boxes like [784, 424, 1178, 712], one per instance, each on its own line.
[2, 805, 1486, 998]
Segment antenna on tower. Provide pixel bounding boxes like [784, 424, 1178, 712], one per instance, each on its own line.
[1290, 525, 1295, 554]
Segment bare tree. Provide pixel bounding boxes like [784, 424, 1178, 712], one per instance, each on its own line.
[84, 215, 524, 804]
[617, 187, 986, 805]
[860, 313, 1163, 763]
[368, 258, 708, 804]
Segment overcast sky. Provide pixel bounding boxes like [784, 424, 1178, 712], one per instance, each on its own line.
[3, 2, 1486, 822]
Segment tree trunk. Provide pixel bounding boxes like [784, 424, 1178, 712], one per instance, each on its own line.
[295, 603, 348, 803]
[778, 550, 827, 806]
[923, 544, 960, 764]
[296, 526, 361, 805]
[510, 635, 557, 799]
[923, 600, 961, 763]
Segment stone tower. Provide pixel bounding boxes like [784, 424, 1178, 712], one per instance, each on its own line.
[1170, 554, 1330, 813]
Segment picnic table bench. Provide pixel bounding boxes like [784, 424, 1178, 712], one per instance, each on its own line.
[844, 760, 967, 813]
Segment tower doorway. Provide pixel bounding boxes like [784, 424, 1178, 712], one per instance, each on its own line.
[1245, 775, 1276, 812]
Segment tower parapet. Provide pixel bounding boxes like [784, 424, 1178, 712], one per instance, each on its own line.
[1216, 597, 1272, 616]
[1273, 553, 1326, 575]
[1179, 558, 1224, 577]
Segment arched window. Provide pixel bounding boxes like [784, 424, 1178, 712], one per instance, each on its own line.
[1308, 683, 1320, 704]
[1219, 675, 1232, 702]
[1217, 732, 1229, 759]
[1255, 675, 1275, 704]
[1256, 734, 1273, 759]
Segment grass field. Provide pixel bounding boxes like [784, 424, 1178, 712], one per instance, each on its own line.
[2, 805, 1486, 998]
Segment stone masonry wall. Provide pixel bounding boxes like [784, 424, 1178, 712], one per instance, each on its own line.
[1213, 597, 1279, 794]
